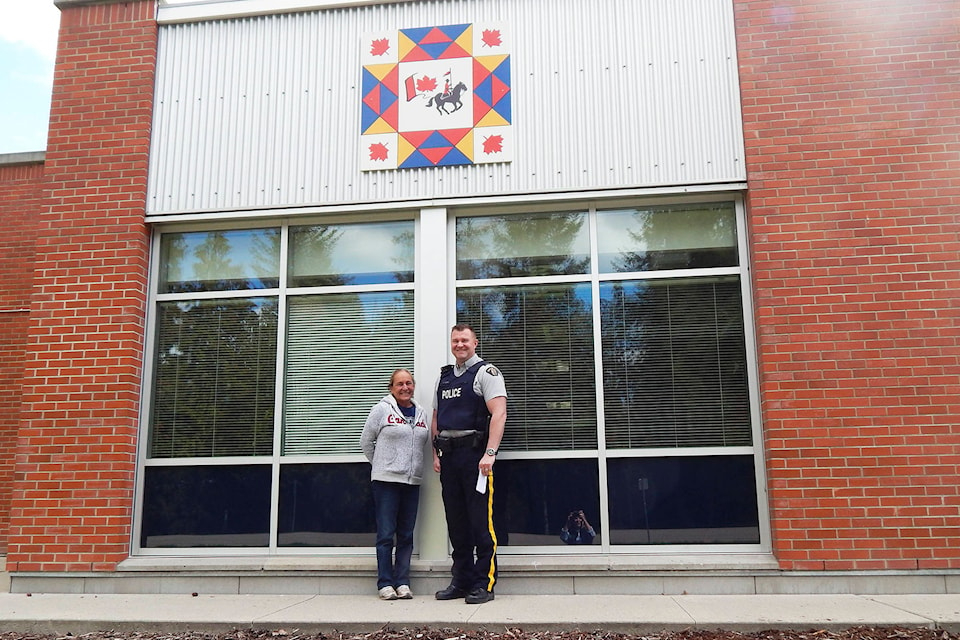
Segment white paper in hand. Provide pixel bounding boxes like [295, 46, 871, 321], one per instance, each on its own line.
[475, 471, 487, 494]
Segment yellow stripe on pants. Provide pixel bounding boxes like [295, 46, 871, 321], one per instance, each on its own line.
[485, 471, 498, 591]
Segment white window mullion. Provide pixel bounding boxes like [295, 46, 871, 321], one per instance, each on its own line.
[269, 222, 291, 551]
[588, 205, 611, 551]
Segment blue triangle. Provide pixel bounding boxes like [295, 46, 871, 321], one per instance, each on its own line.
[492, 57, 511, 84]
[420, 42, 452, 60]
[401, 26, 433, 43]
[399, 150, 435, 168]
[493, 90, 511, 121]
[379, 83, 398, 110]
[361, 68, 380, 96]
[421, 130, 453, 148]
[437, 147, 472, 167]
[438, 24, 471, 41]
[474, 75, 493, 106]
[360, 104, 380, 134]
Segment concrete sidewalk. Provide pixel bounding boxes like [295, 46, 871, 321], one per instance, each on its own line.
[0, 593, 957, 635]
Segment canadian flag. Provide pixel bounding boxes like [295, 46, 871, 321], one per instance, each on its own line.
[404, 75, 418, 102]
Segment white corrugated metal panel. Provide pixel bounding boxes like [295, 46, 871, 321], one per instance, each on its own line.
[147, 0, 745, 215]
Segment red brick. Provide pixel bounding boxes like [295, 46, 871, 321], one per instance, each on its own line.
[740, 0, 960, 570]
[3, 0, 155, 571]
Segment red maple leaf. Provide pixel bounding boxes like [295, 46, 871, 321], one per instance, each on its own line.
[482, 135, 504, 154]
[369, 142, 389, 161]
[481, 29, 502, 48]
[416, 75, 437, 93]
[370, 38, 390, 56]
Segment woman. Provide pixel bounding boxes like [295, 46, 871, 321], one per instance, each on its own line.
[360, 368, 430, 600]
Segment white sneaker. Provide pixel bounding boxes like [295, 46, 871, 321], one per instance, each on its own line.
[396, 584, 413, 599]
[378, 586, 398, 600]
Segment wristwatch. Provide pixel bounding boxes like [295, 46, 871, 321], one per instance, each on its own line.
[485, 448, 498, 456]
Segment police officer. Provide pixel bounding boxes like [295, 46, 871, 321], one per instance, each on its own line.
[432, 323, 507, 604]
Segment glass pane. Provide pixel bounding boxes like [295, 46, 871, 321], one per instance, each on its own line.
[597, 203, 737, 273]
[278, 463, 376, 546]
[456, 211, 589, 279]
[150, 297, 277, 458]
[607, 455, 760, 545]
[159, 228, 280, 292]
[494, 458, 600, 547]
[600, 277, 751, 449]
[289, 221, 414, 287]
[457, 283, 597, 451]
[283, 291, 414, 455]
[140, 465, 271, 548]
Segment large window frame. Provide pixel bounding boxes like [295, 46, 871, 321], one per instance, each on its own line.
[450, 195, 768, 554]
[134, 213, 418, 556]
[133, 193, 768, 558]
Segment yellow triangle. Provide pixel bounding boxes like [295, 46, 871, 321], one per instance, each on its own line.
[398, 32, 417, 62]
[456, 130, 474, 162]
[365, 117, 397, 135]
[455, 25, 473, 56]
[365, 63, 397, 83]
[397, 136, 416, 165]
[476, 54, 508, 73]
[476, 110, 509, 127]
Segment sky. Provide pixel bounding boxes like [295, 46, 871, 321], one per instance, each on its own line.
[0, 2, 60, 154]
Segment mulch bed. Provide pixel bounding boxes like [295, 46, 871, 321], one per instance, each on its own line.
[2, 627, 955, 640]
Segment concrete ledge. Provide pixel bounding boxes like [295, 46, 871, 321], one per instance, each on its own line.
[10, 555, 960, 596]
[0, 151, 44, 166]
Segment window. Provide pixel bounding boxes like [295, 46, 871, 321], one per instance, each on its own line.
[141, 220, 415, 550]
[456, 201, 760, 548]
[139, 199, 762, 554]
[150, 297, 278, 458]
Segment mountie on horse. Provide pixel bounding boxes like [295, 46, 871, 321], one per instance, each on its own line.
[427, 81, 468, 115]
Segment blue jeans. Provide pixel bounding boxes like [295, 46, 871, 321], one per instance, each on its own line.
[372, 480, 420, 589]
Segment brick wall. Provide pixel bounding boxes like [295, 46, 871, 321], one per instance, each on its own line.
[736, 0, 960, 569]
[6, 0, 156, 571]
[0, 160, 43, 555]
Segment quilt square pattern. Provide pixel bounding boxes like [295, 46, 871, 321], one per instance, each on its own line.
[360, 22, 512, 171]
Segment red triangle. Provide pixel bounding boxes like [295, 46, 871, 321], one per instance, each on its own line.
[401, 46, 434, 63]
[439, 43, 472, 60]
[401, 130, 433, 147]
[383, 65, 400, 93]
[420, 146, 451, 164]
[473, 58, 492, 84]
[440, 128, 471, 145]
[363, 88, 381, 113]
[491, 76, 510, 105]
[473, 94, 492, 125]
[381, 101, 399, 130]
[421, 27, 454, 44]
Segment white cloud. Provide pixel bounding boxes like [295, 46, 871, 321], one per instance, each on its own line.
[0, 2, 60, 61]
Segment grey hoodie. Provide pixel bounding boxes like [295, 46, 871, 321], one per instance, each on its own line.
[360, 394, 430, 485]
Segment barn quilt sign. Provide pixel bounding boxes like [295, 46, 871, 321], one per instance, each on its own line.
[360, 23, 512, 171]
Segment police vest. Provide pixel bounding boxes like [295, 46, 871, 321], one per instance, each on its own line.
[436, 361, 491, 433]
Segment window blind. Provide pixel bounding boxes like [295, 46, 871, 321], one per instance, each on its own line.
[600, 277, 752, 449]
[457, 283, 598, 451]
[150, 298, 278, 458]
[283, 291, 415, 455]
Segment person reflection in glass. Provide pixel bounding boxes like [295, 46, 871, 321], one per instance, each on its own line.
[360, 369, 430, 600]
[560, 509, 596, 545]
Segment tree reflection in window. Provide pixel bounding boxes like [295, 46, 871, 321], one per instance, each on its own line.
[289, 221, 414, 287]
[600, 277, 751, 449]
[598, 203, 738, 273]
[159, 229, 280, 293]
[150, 297, 278, 458]
[458, 283, 597, 451]
[457, 212, 589, 279]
